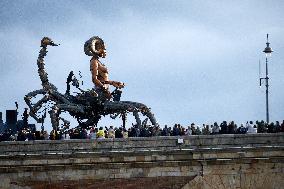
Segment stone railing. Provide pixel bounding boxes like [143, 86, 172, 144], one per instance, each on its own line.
[0, 133, 283, 189]
[0, 133, 283, 155]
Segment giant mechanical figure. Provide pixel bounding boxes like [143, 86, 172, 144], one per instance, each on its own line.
[24, 37, 157, 131]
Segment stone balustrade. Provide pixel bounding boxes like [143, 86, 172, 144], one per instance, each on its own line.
[0, 133, 283, 189]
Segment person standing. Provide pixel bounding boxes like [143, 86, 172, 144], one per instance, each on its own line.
[96, 127, 105, 138]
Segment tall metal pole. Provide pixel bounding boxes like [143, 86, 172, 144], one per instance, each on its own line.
[260, 34, 273, 124]
[265, 57, 269, 123]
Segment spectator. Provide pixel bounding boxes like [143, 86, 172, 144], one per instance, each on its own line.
[35, 131, 42, 140]
[115, 127, 123, 138]
[96, 127, 105, 138]
[202, 125, 210, 135]
[17, 129, 27, 141]
[43, 131, 49, 140]
[228, 121, 236, 134]
[140, 126, 150, 137]
[63, 132, 70, 140]
[81, 129, 88, 139]
[220, 121, 228, 134]
[71, 129, 81, 139]
[134, 125, 140, 137]
[90, 128, 98, 139]
[172, 124, 180, 136]
[247, 121, 257, 134]
[185, 126, 192, 135]
[178, 124, 184, 135]
[267, 122, 276, 133]
[107, 126, 115, 138]
[281, 120, 284, 132]
[161, 125, 170, 136]
[129, 127, 137, 137]
[122, 127, 128, 138]
[195, 126, 202, 135]
[191, 123, 196, 135]
[212, 122, 220, 134]
[256, 120, 266, 133]
[275, 121, 281, 132]
[26, 129, 35, 140]
[49, 130, 56, 140]
[237, 124, 247, 134]
[152, 126, 161, 136]
[180, 126, 186, 136]
[104, 127, 108, 138]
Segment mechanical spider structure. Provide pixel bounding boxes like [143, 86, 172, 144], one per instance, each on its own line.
[24, 37, 158, 132]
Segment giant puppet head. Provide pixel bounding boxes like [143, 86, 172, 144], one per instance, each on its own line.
[84, 36, 106, 58]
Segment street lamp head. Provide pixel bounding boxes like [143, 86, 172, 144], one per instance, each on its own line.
[263, 34, 273, 57]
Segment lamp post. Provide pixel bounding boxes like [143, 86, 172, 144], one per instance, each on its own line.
[260, 34, 273, 124]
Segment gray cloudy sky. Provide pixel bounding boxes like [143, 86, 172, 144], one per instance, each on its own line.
[0, 0, 283, 130]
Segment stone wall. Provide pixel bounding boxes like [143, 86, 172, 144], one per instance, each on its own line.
[0, 133, 283, 189]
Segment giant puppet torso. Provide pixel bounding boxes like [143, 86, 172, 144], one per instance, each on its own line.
[90, 57, 109, 89]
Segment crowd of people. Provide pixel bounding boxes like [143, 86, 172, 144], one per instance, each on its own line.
[0, 120, 284, 141]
